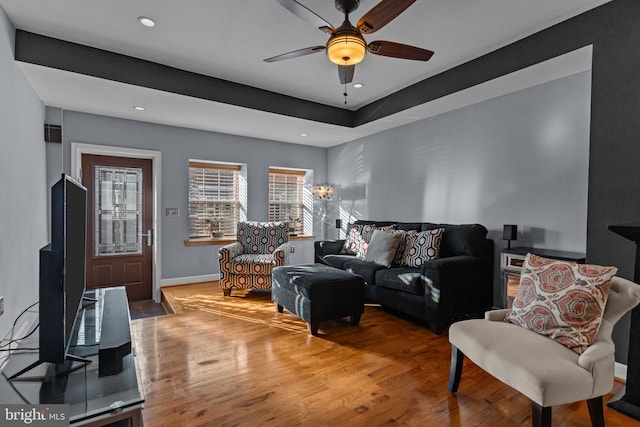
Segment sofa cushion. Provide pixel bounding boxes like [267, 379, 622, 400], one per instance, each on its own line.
[323, 254, 360, 269]
[365, 229, 402, 267]
[375, 268, 425, 296]
[505, 254, 617, 354]
[422, 223, 489, 257]
[397, 228, 444, 267]
[343, 259, 388, 286]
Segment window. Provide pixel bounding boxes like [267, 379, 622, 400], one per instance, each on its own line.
[188, 161, 243, 238]
[269, 168, 306, 235]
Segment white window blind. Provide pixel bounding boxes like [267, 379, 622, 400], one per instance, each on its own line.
[269, 168, 305, 235]
[189, 162, 241, 237]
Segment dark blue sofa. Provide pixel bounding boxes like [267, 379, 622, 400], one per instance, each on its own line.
[314, 220, 494, 333]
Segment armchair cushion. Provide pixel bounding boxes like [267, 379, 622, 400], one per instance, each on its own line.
[231, 254, 276, 275]
[237, 221, 288, 254]
[449, 318, 592, 407]
[505, 254, 617, 354]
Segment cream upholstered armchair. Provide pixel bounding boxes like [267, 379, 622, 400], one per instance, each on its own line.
[218, 221, 290, 296]
[448, 275, 640, 427]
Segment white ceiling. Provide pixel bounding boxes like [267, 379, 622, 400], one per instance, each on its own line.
[0, 0, 609, 147]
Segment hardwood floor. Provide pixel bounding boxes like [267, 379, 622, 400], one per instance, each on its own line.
[129, 282, 634, 426]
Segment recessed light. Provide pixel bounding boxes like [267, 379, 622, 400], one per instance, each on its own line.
[138, 16, 156, 27]
[133, 106, 145, 111]
[300, 133, 308, 137]
[353, 83, 363, 88]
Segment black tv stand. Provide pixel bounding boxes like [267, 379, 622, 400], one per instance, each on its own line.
[0, 286, 144, 426]
[5, 353, 91, 382]
[82, 295, 98, 307]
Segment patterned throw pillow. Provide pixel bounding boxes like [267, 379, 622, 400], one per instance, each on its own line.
[343, 224, 395, 258]
[343, 224, 365, 256]
[505, 253, 617, 354]
[397, 228, 444, 267]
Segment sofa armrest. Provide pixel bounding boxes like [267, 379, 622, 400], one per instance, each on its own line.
[314, 240, 346, 262]
[485, 309, 509, 321]
[421, 254, 494, 320]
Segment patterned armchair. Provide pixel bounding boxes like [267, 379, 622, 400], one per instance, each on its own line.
[218, 221, 290, 296]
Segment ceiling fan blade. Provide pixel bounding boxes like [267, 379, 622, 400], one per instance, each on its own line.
[338, 65, 355, 84]
[368, 41, 434, 61]
[264, 46, 326, 63]
[357, 0, 415, 34]
[276, 0, 335, 33]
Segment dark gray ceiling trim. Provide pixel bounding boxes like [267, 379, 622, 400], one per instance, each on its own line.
[14, 30, 353, 128]
[13, 2, 607, 130]
[354, 4, 600, 127]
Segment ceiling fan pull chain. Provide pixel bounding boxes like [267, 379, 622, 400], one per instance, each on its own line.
[344, 60, 348, 104]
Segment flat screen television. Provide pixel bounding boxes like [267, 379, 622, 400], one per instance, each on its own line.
[8, 174, 89, 380]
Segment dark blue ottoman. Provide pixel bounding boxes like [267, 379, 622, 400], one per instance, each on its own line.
[272, 264, 365, 336]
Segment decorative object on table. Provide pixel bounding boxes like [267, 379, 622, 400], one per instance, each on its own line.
[286, 216, 301, 236]
[607, 223, 640, 420]
[503, 224, 517, 249]
[205, 218, 224, 239]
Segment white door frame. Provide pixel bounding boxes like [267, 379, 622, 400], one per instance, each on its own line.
[71, 142, 163, 303]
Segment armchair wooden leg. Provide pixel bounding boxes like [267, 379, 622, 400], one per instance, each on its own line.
[587, 396, 604, 427]
[532, 402, 551, 427]
[222, 288, 231, 297]
[448, 345, 464, 393]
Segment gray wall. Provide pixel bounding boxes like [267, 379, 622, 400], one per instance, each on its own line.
[328, 71, 592, 305]
[56, 111, 328, 281]
[0, 6, 46, 341]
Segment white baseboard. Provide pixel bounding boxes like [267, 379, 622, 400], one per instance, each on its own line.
[615, 362, 627, 382]
[161, 274, 220, 287]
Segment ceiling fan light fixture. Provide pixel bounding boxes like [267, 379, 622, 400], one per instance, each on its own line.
[326, 33, 366, 66]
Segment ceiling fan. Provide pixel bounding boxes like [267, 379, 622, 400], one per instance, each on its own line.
[264, 0, 434, 88]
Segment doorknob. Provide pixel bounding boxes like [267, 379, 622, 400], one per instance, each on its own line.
[141, 229, 153, 247]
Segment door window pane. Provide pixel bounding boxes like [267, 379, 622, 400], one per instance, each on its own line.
[95, 166, 143, 256]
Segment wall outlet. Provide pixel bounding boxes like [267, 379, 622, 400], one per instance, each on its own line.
[290, 246, 295, 253]
[0, 296, 4, 316]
